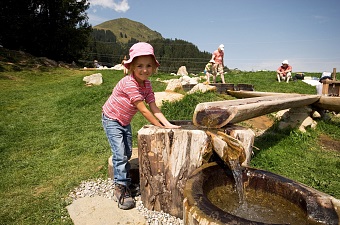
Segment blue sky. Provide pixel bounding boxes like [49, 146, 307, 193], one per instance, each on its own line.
[87, 0, 340, 73]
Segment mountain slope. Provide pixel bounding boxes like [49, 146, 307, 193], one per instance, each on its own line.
[94, 18, 163, 43]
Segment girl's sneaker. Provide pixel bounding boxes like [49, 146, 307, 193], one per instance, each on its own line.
[113, 184, 135, 210]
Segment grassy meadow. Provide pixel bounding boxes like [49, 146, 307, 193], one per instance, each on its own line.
[0, 68, 339, 224]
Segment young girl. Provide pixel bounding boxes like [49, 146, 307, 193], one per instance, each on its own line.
[204, 59, 216, 84]
[102, 42, 180, 210]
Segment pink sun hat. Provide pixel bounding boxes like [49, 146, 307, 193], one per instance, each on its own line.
[123, 42, 160, 69]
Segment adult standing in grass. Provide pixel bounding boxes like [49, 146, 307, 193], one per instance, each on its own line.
[121, 55, 128, 75]
[211, 44, 225, 83]
[102, 42, 181, 210]
[277, 60, 292, 83]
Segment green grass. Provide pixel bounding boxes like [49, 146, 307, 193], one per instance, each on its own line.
[0, 68, 339, 224]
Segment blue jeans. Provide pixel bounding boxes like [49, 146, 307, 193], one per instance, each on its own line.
[102, 113, 132, 186]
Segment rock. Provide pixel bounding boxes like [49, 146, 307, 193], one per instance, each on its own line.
[165, 79, 183, 92]
[299, 116, 317, 132]
[112, 64, 125, 70]
[154, 91, 184, 107]
[187, 83, 216, 94]
[179, 75, 199, 85]
[180, 75, 191, 84]
[177, 66, 188, 76]
[83, 73, 103, 86]
[312, 110, 322, 118]
[276, 106, 317, 132]
[67, 196, 146, 225]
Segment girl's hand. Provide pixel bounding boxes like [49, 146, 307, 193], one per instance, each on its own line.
[163, 123, 181, 129]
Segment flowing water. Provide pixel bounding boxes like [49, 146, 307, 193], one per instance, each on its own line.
[207, 161, 309, 224]
[228, 159, 244, 204]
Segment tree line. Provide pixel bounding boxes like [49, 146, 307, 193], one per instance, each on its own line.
[85, 29, 215, 73]
[0, 0, 92, 63]
[0, 1, 224, 73]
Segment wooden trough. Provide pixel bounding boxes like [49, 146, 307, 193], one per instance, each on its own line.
[193, 94, 320, 128]
[136, 87, 336, 220]
[227, 90, 340, 113]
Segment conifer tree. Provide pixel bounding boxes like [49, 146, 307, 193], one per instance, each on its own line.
[0, 0, 92, 62]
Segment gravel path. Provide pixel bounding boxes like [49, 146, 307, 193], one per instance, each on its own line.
[67, 178, 184, 225]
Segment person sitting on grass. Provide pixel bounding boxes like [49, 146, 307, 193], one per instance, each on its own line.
[101, 42, 180, 210]
[277, 60, 292, 83]
[204, 59, 216, 84]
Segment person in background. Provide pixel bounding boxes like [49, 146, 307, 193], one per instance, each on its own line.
[319, 71, 332, 83]
[94, 60, 101, 68]
[102, 42, 180, 210]
[277, 60, 292, 83]
[204, 59, 216, 84]
[211, 44, 225, 83]
[121, 55, 129, 75]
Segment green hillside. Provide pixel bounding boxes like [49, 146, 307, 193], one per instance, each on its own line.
[86, 18, 213, 73]
[94, 18, 162, 43]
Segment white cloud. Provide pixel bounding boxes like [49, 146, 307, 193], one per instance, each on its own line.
[88, 13, 107, 25]
[89, 0, 130, 13]
[313, 15, 329, 24]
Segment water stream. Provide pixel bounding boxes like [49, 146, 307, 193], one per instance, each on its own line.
[208, 159, 309, 224]
[228, 159, 244, 204]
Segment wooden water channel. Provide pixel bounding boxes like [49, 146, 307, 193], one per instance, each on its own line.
[134, 73, 340, 221]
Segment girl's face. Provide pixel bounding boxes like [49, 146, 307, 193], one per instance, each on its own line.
[131, 55, 155, 85]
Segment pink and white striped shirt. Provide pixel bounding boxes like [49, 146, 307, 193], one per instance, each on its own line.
[102, 74, 155, 126]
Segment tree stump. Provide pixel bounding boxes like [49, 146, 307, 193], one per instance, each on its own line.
[137, 121, 255, 218]
[137, 122, 211, 218]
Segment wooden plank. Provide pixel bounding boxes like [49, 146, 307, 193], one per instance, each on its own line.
[313, 96, 340, 113]
[193, 95, 320, 128]
[227, 90, 299, 98]
[205, 130, 246, 169]
[228, 90, 340, 113]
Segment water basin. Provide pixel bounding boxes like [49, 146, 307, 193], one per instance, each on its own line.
[183, 162, 339, 225]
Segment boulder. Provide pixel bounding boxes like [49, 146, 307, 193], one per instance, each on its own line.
[275, 106, 317, 132]
[112, 64, 125, 70]
[154, 91, 184, 107]
[187, 83, 216, 94]
[83, 73, 103, 86]
[179, 75, 199, 85]
[165, 79, 183, 92]
[177, 66, 188, 76]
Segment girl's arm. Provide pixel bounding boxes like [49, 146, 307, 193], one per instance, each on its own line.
[135, 101, 180, 128]
[135, 100, 163, 127]
[149, 102, 181, 129]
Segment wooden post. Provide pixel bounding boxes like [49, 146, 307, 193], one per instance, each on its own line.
[322, 83, 329, 95]
[137, 123, 211, 219]
[332, 68, 337, 81]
